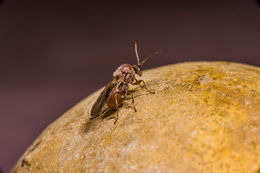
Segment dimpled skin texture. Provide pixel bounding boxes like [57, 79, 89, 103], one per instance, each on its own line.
[12, 62, 260, 173]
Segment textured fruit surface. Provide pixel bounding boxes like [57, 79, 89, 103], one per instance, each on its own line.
[12, 62, 260, 173]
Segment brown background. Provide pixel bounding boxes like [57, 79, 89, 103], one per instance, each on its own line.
[0, 0, 260, 172]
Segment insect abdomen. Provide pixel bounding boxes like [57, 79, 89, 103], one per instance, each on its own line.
[106, 84, 127, 109]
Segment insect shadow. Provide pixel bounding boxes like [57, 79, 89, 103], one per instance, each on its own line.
[83, 108, 118, 133]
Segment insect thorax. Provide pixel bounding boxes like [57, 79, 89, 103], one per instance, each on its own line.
[113, 64, 135, 83]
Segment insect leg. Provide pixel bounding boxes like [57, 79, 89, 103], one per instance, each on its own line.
[124, 85, 135, 111]
[133, 78, 154, 94]
[131, 93, 137, 112]
[114, 93, 119, 124]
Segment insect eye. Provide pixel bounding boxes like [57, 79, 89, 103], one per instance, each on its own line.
[133, 66, 142, 76]
[133, 65, 138, 71]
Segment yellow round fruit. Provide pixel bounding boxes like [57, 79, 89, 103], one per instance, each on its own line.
[12, 62, 260, 173]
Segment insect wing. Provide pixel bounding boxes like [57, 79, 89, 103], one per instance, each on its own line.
[90, 78, 117, 119]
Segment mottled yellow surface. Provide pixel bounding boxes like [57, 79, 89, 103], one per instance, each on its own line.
[12, 62, 260, 173]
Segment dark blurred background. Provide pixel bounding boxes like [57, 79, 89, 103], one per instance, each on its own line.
[0, 0, 260, 172]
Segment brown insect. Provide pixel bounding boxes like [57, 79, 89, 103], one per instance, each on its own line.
[90, 42, 160, 123]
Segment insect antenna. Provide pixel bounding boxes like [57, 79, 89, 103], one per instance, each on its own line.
[134, 41, 161, 68]
[139, 50, 161, 68]
[134, 41, 140, 66]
